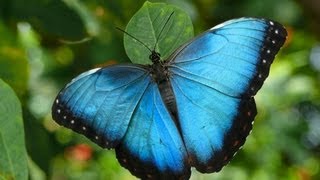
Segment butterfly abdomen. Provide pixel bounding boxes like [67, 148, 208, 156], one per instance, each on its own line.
[158, 79, 177, 116]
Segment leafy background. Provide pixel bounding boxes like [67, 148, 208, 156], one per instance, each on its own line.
[0, 0, 320, 179]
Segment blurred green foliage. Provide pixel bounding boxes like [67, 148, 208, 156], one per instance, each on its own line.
[0, 80, 28, 180]
[0, 0, 320, 179]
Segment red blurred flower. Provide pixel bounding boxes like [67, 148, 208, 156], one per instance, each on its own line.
[66, 144, 93, 161]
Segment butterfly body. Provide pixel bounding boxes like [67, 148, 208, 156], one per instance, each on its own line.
[52, 18, 287, 179]
[148, 51, 180, 122]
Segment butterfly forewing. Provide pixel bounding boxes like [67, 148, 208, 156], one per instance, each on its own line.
[52, 65, 151, 148]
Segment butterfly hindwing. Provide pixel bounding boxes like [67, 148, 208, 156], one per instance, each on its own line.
[52, 65, 151, 148]
[116, 82, 191, 179]
[170, 76, 257, 172]
[168, 18, 286, 172]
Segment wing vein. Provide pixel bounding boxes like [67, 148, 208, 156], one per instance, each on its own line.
[170, 66, 249, 98]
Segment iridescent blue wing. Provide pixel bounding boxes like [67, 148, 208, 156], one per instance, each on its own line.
[52, 65, 150, 148]
[168, 18, 287, 172]
[52, 65, 190, 179]
[116, 82, 190, 179]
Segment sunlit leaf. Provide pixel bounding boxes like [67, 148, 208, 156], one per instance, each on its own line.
[124, 1, 194, 64]
[0, 79, 28, 180]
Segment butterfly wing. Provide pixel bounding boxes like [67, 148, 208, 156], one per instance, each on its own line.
[116, 81, 190, 179]
[168, 18, 287, 172]
[52, 65, 190, 179]
[52, 65, 151, 148]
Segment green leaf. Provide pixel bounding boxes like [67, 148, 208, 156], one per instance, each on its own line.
[124, 1, 194, 64]
[0, 79, 28, 180]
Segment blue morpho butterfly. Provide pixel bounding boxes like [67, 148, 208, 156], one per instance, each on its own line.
[52, 16, 287, 179]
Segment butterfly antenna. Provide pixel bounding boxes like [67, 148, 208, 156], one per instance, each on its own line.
[116, 27, 153, 53]
[153, 11, 175, 51]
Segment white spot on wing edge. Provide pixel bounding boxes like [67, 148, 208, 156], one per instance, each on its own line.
[262, 59, 267, 64]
